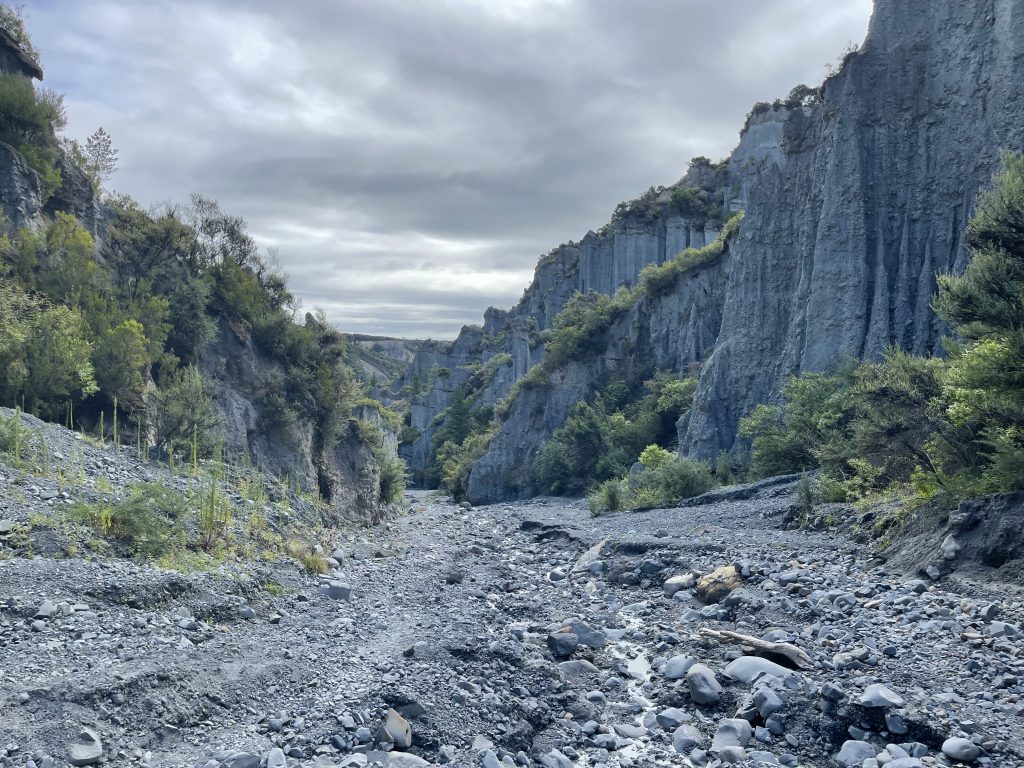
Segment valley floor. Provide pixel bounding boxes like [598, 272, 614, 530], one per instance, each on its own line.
[2, 483, 1023, 768]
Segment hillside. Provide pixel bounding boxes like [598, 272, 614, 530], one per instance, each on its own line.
[0, 16, 405, 523]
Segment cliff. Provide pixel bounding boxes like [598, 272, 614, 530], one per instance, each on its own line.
[1, 98, 393, 524]
[200, 318, 395, 524]
[683, 0, 1024, 456]
[396, 0, 1024, 503]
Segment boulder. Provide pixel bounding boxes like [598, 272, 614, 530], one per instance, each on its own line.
[384, 708, 412, 749]
[696, 565, 742, 603]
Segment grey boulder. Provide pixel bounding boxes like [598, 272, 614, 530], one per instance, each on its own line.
[686, 663, 722, 705]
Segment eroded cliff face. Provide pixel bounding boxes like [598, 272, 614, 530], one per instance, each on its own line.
[200, 318, 393, 524]
[397, 0, 1024, 503]
[683, 0, 1024, 455]
[0, 142, 101, 236]
[684, 0, 1024, 456]
[0, 142, 42, 232]
[467, 255, 730, 503]
[394, 179, 726, 485]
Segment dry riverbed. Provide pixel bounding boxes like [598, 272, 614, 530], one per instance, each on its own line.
[2, 467, 1023, 768]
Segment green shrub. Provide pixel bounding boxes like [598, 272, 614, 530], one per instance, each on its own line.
[0, 408, 30, 464]
[0, 6, 39, 63]
[92, 319, 151, 402]
[639, 212, 743, 297]
[0, 280, 97, 418]
[587, 457, 715, 513]
[639, 444, 673, 469]
[284, 539, 329, 574]
[377, 450, 409, 504]
[588, 478, 623, 516]
[68, 483, 187, 559]
[257, 390, 299, 434]
[544, 288, 636, 368]
[398, 425, 421, 445]
[0, 74, 63, 199]
[739, 370, 853, 477]
[637, 457, 716, 505]
[533, 373, 697, 496]
[147, 365, 220, 456]
[438, 428, 494, 501]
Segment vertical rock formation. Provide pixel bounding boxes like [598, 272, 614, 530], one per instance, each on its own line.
[682, 0, 1024, 455]
[396, 0, 1024, 503]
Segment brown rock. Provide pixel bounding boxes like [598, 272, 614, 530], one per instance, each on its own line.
[695, 565, 742, 603]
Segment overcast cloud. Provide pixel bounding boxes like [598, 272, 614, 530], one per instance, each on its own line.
[26, 0, 872, 338]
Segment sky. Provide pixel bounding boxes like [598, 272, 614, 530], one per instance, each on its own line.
[25, 0, 873, 339]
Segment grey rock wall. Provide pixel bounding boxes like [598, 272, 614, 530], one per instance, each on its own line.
[396, 0, 1024, 501]
[468, 255, 730, 503]
[683, 0, 1024, 455]
[0, 142, 42, 232]
[200, 318, 389, 523]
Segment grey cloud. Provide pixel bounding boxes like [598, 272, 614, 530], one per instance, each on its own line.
[28, 0, 871, 338]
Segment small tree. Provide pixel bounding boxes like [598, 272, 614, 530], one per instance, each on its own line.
[92, 319, 150, 402]
[147, 365, 220, 456]
[83, 127, 118, 186]
[933, 152, 1024, 491]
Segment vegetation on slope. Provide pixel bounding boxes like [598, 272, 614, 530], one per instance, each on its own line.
[534, 373, 696, 496]
[425, 212, 743, 501]
[0, 14, 406, 508]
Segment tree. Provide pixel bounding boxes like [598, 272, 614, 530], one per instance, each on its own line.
[0, 4, 38, 61]
[933, 152, 1024, 491]
[0, 281, 97, 418]
[83, 127, 118, 185]
[92, 319, 151, 403]
[147, 365, 220, 456]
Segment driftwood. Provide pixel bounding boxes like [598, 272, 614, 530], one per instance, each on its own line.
[700, 628, 813, 669]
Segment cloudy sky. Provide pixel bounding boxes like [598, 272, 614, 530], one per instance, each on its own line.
[26, 0, 872, 339]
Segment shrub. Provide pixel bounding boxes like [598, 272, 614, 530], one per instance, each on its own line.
[544, 288, 636, 368]
[587, 457, 715, 513]
[533, 373, 697, 496]
[639, 444, 673, 469]
[739, 371, 853, 478]
[588, 478, 623, 516]
[397, 426, 421, 446]
[377, 450, 409, 504]
[68, 483, 186, 559]
[637, 457, 716, 506]
[0, 281, 97, 418]
[92, 319, 151, 402]
[0, 5, 39, 62]
[438, 428, 494, 501]
[639, 212, 743, 298]
[257, 390, 299, 434]
[285, 539, 329, 574]
[147, 365, 220, 456]
[0, 74, 63, 199]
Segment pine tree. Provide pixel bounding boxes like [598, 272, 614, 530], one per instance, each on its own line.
[83, 126, 118, 184]
[933, 152, 1024, 490]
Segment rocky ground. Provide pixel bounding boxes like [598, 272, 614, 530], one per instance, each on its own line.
[1, 416, 1023, 768]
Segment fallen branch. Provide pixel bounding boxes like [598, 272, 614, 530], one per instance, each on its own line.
[699, 628, 813, 669]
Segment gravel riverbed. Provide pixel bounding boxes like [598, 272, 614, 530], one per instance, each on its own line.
[2, 468, 1023, 768]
